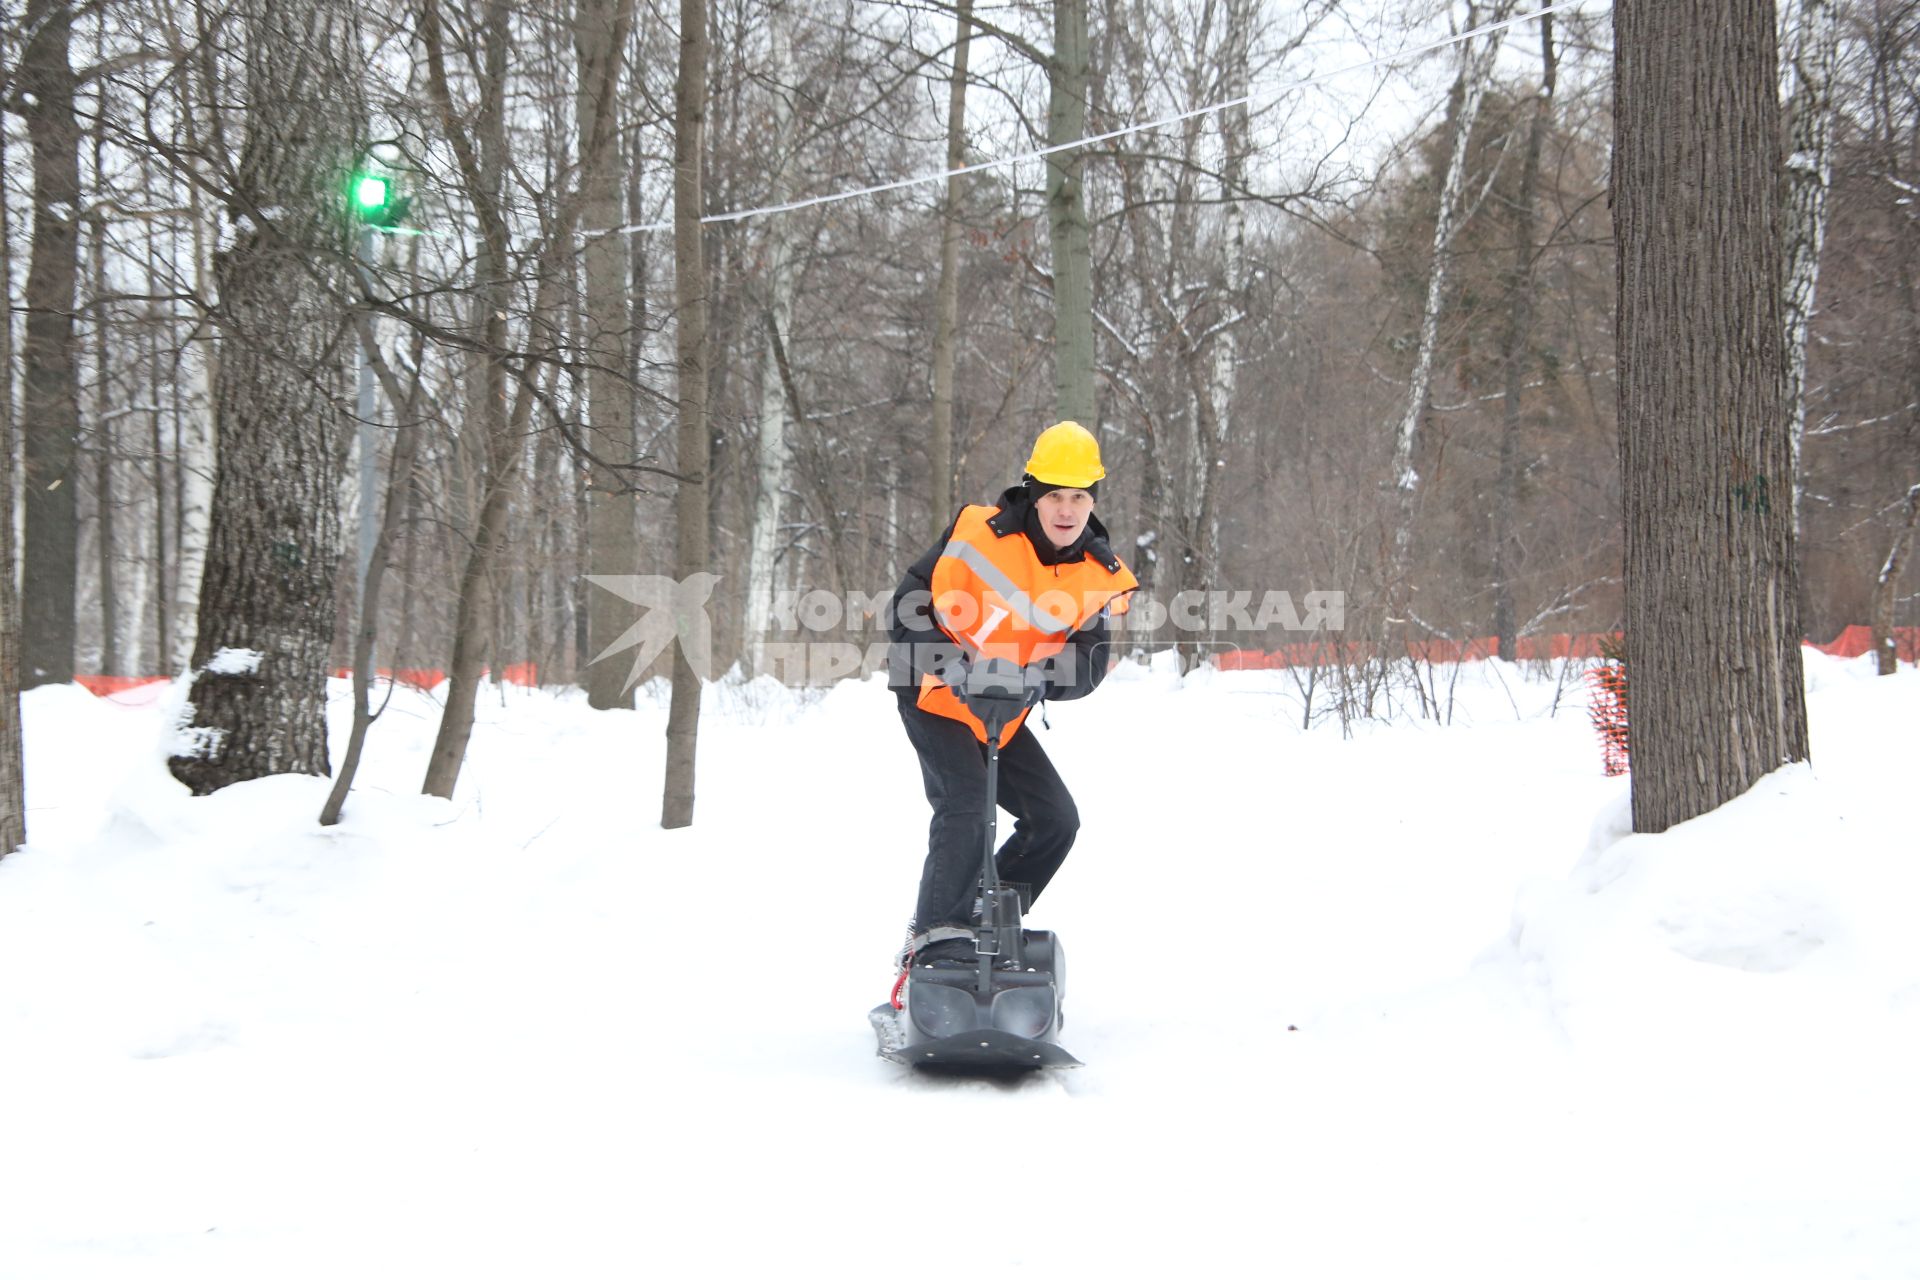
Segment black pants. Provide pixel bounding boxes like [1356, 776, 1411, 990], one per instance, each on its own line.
[898, 698, 1079, 931]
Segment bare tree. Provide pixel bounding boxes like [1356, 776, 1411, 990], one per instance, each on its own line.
[927, 0, 974, 534]
[1614, 0, 1810, 833]
[580, 0, 640, 708]
[742, 0, 800, 677]
[1781, 0, 1839, 538]
[417, 0, 630, 797]
[662, 0, 709, 829]
[1388, 0, 1517, 568]
[1492, 11, 1556, 658]
[1048, 0, 1095, 429]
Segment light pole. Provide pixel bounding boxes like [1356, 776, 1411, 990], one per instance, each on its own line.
[347, 170, 406, 644]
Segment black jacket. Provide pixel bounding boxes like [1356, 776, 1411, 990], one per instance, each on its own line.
[885, 485, 1125, 705]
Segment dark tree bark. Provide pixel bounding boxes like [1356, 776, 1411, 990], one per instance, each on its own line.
[419, 0, 510, 801]
[19, 0, 81, 689]
[168, 0, 359, 795]
[662, 0, 709, 830]
[0, 25, 23, 852]
[1613, 0, 1810, 833]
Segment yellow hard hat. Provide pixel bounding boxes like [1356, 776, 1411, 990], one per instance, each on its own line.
[1023, 421, 1106, 489]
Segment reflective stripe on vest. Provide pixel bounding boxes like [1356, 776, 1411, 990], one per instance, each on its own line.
[916, 504, 1137, 743]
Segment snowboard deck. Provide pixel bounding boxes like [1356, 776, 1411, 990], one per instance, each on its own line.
[868, 1003, 1082, 1072]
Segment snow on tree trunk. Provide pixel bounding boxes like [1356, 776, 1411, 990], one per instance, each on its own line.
[168, 0, 359, 796]
[744, 2, 798, 679]
[1613, 0, 1811, 834]
[1389, 0, 1515, 567]
[1780, 0, 1838, 540]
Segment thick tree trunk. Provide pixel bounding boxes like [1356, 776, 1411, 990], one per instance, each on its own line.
[1493, 13, 1556, 659]
[928, 0, 974, 534]
[743, 0, 798, 678]
[1870, 484, 1920, 676]
[1047, 0, 1095, 429]
[169, 0, 359, 795]
[579, 0, 639, 709]
[662, 0, 710, 829]
[1779, 0, 1838, 539]
[20, 0, 81, 689]
[1613, 0, 1810, 833]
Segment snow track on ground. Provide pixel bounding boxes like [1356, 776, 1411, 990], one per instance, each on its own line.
[2, 656, 1916, 1277]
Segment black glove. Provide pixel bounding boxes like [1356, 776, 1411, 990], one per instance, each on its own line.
[959, 657, 1034, 728]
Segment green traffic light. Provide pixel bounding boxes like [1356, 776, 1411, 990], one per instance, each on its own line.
[352, 174, 391, 215]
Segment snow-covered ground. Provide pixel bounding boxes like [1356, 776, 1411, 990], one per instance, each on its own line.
[2, 653, 1915, 1278]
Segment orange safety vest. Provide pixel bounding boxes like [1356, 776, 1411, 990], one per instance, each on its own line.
[917, 504, 1138, 744]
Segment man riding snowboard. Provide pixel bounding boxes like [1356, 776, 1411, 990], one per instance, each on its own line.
[886, 421, 1138, 967]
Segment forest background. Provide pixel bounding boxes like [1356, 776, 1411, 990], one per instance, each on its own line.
[1, 0, 1913, 764]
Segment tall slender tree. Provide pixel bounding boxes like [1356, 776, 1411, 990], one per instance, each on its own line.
[1779, 0, 1838, 538]
[1492, 11, 1556, 658]
[662, 0, 709, 829]
[580, 0, 640, 708]
[1047, 0, 1095, 430]
[1613, 0, 1810, 833]
[928, 0, 974, 535]
[742, 0, 800, 677]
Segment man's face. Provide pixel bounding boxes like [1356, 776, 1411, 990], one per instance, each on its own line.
[1035, 487, 1094, 549]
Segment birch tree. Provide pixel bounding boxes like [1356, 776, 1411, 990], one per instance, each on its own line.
[1780, 0, 1839, 538]
[1387, 0, 1516, 567]
[581, 0, 640, 709]
[662, 0, 709, 829]
[742, 0, 799, 677]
